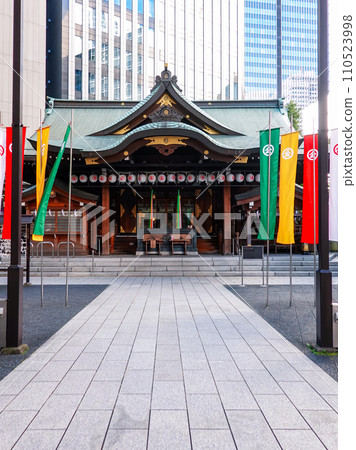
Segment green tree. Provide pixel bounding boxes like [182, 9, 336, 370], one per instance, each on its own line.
[286, 100, 302, 133]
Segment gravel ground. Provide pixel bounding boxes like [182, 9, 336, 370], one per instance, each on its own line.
[226, 284, 338, 381]
[0, 284, 108, 380]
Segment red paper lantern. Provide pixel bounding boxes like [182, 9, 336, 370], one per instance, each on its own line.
[108, 174, 117, 183]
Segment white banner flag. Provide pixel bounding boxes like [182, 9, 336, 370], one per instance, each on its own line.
[329, 128, 338, 241]
[0, 128, 6, 212]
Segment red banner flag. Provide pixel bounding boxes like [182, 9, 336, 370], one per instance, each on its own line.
[2, 127, 27, 240]
[301, 134, 319, 244]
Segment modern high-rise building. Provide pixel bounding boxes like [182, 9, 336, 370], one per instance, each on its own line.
[0, 0, 46, 136]
[46, 0, 317, 107]
[46, 0, 245, 102]
[244, 0, 318, 108]
[283, 70, 318, 110]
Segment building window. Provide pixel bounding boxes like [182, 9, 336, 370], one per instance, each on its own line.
[114, 47, 120, 68]
[137, 84, 143, 100]
[102, 43, 108, 64]
[137, 54, 142, 74]
[126, 50, 132, 71]
[75, 69, 82, 92]
[138, 0, 144, 14]
[74, 36, 82, 58]
[137, 24, 143, 44]
[89, 7, 96, 29]
[114, 18, 120, 37]
[149, 0, 154, 17]
[102, 12, 108, 33]
[102, 76, 108, 98]
[114, 78, 120, 99]
[127, 0, 132, 10]
[114, 0, 120, 5]
[74, 2, 83, 25]
[126, 82, 132, 100]
[88, 40, 96, 61]
[88, 73, 96, 95]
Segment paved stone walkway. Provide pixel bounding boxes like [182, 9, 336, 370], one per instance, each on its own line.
[0, 277, 337, 449]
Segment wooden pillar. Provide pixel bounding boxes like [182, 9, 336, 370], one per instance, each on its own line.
[102, 182, 110, 255]
[223, 181, 231, 254]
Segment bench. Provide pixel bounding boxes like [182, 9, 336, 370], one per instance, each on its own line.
[171, 234, 192, 255]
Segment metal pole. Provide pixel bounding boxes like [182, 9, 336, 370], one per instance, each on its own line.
[313, 119, 317, 307]
[289, 244, 293, 307]
[65, 110, 73, 307]
[25, 224, 31, 284]
[290, 116, 293, 307]
[40, 110, 44, 307]
[6, 0, 24, 347]
[241, 246, 244, 286]
[92, 249, 94, 272]
[316, 0, 333, 347]
[40, 242, 43, 307]
[265, 112, 271, 307]
[276, 0, 282, 98]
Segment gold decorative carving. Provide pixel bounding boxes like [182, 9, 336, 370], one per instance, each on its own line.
[202, 125, 219, 135]
[204, 150, 209, 155]
[156, 94, 176, 108]
[144, 136, 188, 147]
[85, 157, 99, 165]
[234, 156, 248, 163]
[114, 125, 131, 135]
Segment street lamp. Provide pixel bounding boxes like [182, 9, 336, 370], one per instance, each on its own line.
[316, 0, 333, 348]
[6, 0, 25, 348]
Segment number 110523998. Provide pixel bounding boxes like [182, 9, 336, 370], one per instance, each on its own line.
[343, 15, 353, 82]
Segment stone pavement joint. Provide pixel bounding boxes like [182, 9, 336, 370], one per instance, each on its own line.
[0, 277, 337, 449]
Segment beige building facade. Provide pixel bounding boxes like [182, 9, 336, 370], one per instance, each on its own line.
[0, 0, 46, 136]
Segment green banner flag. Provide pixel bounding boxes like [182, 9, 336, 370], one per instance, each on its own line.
[258, 127, 280, 240]
[33, 124, 71, 241]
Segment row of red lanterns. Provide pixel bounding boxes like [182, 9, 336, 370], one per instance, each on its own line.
[71, 173, 260, 184]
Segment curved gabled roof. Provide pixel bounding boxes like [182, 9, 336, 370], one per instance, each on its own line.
[90, 67, 240, 137]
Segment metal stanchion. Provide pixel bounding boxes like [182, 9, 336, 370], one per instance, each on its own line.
[40, 242, 44, 307]
[92, 249, 94, 272]
[261, 251, 265, 287]
[241, 246, 245, 287]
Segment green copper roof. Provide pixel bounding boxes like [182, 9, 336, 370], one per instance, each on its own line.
[26, 69, 292, 160]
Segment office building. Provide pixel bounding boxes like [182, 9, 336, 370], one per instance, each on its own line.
[46, 0, 245, 101]
[0, 0, 46, 136]
[244, 0, 318, 108]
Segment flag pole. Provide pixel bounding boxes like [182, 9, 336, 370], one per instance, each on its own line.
[289, 115, 293, 307]
[265, 111, 271, 308]
[313, 118, 317, 307]
[65, 110, 73, 307]
[40, 109, 44, 307]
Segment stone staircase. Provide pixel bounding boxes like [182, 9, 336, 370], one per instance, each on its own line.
[0, 254, 338, 278]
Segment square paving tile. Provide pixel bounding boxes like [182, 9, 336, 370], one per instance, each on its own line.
[147, 410, 191, 450]
[187, 394, 229, 429]
[110, 394, 151, 429]
[191, 430, 236, 450]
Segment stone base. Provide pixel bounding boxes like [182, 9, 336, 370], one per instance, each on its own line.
[23, 282, 32, 287]
[1, 344, 29, 355]
[307, 343, 338, 355]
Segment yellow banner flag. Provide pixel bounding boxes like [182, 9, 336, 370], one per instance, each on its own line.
[36, 126, 50, 209]
[276, 131, 299, 244]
